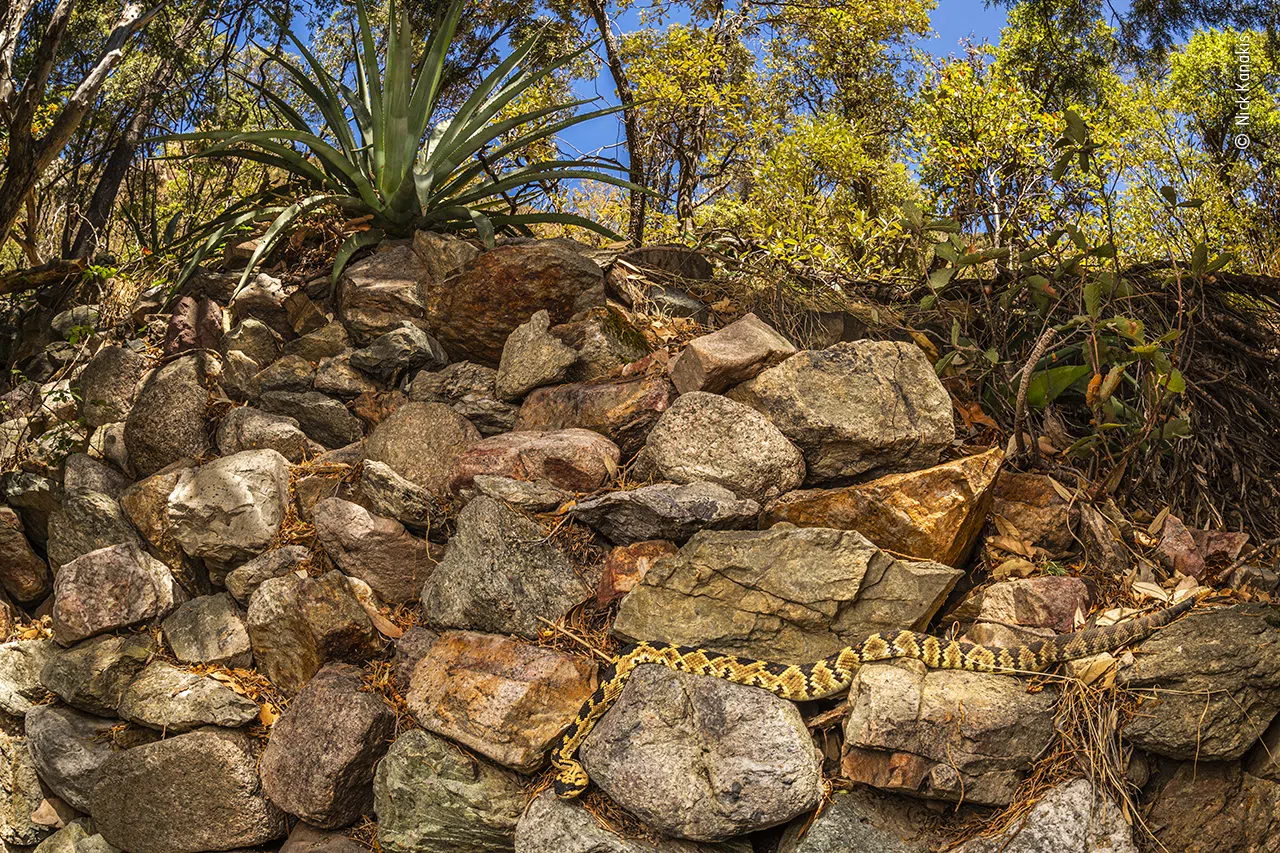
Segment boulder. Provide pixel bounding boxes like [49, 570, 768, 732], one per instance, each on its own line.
[728, 341, 954, 484]
[951, 778, 1135, 853]
[39, 633, 155, 715]
[124, 355, 212, 477]
[776, 786, 951, 853]
[409, 361, 518, 436]
[573, 482, 759, 545]
[218, 349, 263, 401]
[990, 471, 1079, 555]
[224, 545, 309, 604]
[1145, 761, 1280, 853]
[89, 729, 287, 853]
[419, 497, 590, 640]
[337, 242, 432, 344]
[946, 576, 1094, 647]
[217, 406, 316, 462]
[763, 449, 1003, 566]
[612, 527, 962, 663]
[449, 428, 620, 494]
[0, 506, 51, 602]
[162, 593, 253, 667]
[364, 402, 480, 494]
[639, 391, 805, 502]
[549, 306, 651, 382]
[406, 631, 597, 772]
[46, 488, 142, 572]
[163, 296, 224, 357]
[0, 639, 56, 716]
[167, 449, 291, 568]
[51, 543, 186, 645]
[258, 390, 363, 448]
[468, 474, 571, 512]
[284, 323, 351, 361]
[515, 363, 675, 457]
[373, 729, 526, 853]
[313, 498, 437, 603]
[578, 666, 823, 841]
[670, 313, 796, 395]
[25, 705, 123, 812]
[222, 319, 282, 367]
[1117, 604, 1280, 760]
[260, 663, 395, 828]
[597, 540, 676, 604]
[78, 345, 147, 428]
[842, 661, 1056, 805]
[515, 791, 748, 853]
[349, 325, 447, 381]
[118, 660, 259, 731]
[230, 273, 291, 334]
[0, 733, 53, 845]
[118, 461, 197, 579]
[314, 353, 380, 399]
[495, 310, 578, 401]
[423, 241, 604, 365]
[63, 453, 130, 497]
[356, 460, 446, 533]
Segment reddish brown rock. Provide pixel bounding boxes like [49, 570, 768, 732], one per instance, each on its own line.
[515, 357, 674, 457]
[1192, 529, 1250, 564]
[312, 498, 437, 603]
[52, 543, 187, 646]
[947, 576, 1094, 646]
[423, 241, 604, 365]
[763, 449, 1003, 567]
[364, 402, 480, 495]
[597, 540, 677, 604]
[670, 313, 796, 395]
[352, 390, 407, 429]
[1146, 761, 1280, 853]
[1157, 514, 1205, 578]
[989, 471, 1079, 555]
[163, 297, 225, 357]
[449, 428, 620, 494]
[0, 506, 51, 602]
[406, 631, 597, 772]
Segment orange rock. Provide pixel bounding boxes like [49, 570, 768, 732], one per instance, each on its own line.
[597, 540, 677, 604]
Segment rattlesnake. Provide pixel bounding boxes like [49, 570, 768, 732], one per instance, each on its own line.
[551, 593, 1202, 798]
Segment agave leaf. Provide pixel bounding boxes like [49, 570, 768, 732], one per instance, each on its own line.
[235, 193, 341, 293]
[494, 211, 623, 240]
[404, 0, 464, 150]
[276, 27, 361, 162]
[331, 227, 385, 287]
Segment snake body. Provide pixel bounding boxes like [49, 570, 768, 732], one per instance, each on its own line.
[551, 594, 1201, 798]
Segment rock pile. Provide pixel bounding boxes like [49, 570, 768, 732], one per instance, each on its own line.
[0, 235, 1273, 853]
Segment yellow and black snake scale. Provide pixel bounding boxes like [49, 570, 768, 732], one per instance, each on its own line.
[550, 593, 1204, 798]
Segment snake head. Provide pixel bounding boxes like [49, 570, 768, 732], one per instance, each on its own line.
[553, 762, 590, 799]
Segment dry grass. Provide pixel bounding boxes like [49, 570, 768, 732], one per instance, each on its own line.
[347, 816, 381, 852]
[360, 658, 420, 737]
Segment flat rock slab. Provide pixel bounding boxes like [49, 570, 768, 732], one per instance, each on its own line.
[420, 496, 591, 640]
[952, 778, 1135, 853]
[763, 448, 1003, 567]
[516, 791, 751, 853]
[670, 313, 796, 395]
[90, 729, 287, 853]
[572, 481, 759, 545]
[612, 526, 962, 663]
[260, 663, 395, 828]
[374, 729, 525, 853]
[224, 545, 309, 604]
[1118, 604, 1280, 760]
[51, 542, 186, 646]
[728, 341, 954, 484]
[117, 660, 259, 731]
[515, 365, 674, 457]
[406, 630, 597, 772]
[448, 428, 620, 494]
[167, 448, 291, 568]
[313, 497, 436, 603]
[356, 460, 446, 532]
[364, 402, 481, 494]
[638, 391, 805, 503]
[258, 390, 364, 449]
[842, 661, 1057, 806]
[947, 576, 1094, 647]
[579, 665, 823, 841]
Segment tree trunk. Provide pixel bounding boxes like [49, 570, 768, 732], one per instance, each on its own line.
[581, 0, 646, 246]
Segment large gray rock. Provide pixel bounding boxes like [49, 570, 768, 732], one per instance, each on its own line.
[728, 341, 955, 484]
[571, 481, 759, 544]
[51, 543, 186, 645]
[515, 792, 749, 853]
[842, 661, 1057, 806]
[260, 663, 395, 828]
[162, 593, 252, 667]
[117, 660, 259, 731]
[313, 498, 436, 603]
[670, 313, 796, 395]
[776, 787, 950, 853]
[951, 778, 1136, 853]
[1118, 604, 1280, 760]
[579, 665, 823, 841]
[222, 318, 282, 367]
[410, 361, 518, 436]
[284, 322, 351, 361]
[0, 639, 56, 716]
[612, 527, 962, 663]
[166, 449, 291, 568]
[314, 353, 380, 399]
[258, 391, 363, 449]
[89, 729, 288, 853]
[356, 460, 446, 532]
[495, 310, 578, 401]
[253, 354, 316, 393]
[350, 325, 447, 381]
[640, 391, 805, 502]
[364, 402, 480, 495]
[0, 733, 53, 845]
[374, 729, 525, 853]
[25, 705, 123, 812]
[230, 272, 290, 334]
[224, 545, 309, 605]
[337, 242, 433, 344]
[78, 345, 147, 428]
[39, 633, 155, 715]
[216, 406, 316, 462]
[419, 496, 590, 640]
[46, 488, 142, 572]
[63, 453, 130, 498]
[0, 506, 51, 602]
[124, 355, 212, 476]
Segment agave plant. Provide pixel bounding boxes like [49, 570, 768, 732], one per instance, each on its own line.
[168, 0, 636, 289]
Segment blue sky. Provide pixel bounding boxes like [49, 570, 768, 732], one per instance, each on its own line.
[561, 1, 1011, 157]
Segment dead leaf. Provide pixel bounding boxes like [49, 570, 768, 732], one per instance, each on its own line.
[993, 557, 1037, 580]
[1047, 476, 1075, 503]
[258, 702, 279, 727]
[1067, 653, 1116, 688]
[1132, 581, 1170, 603]
[29, 799, 66, 828]
[1148, 506, 1171, 537]
[988, 534, 1034, 559]
[992, 514, 1024, 540]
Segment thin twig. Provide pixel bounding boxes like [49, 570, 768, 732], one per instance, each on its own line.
[1012, 327, 1057, 460]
